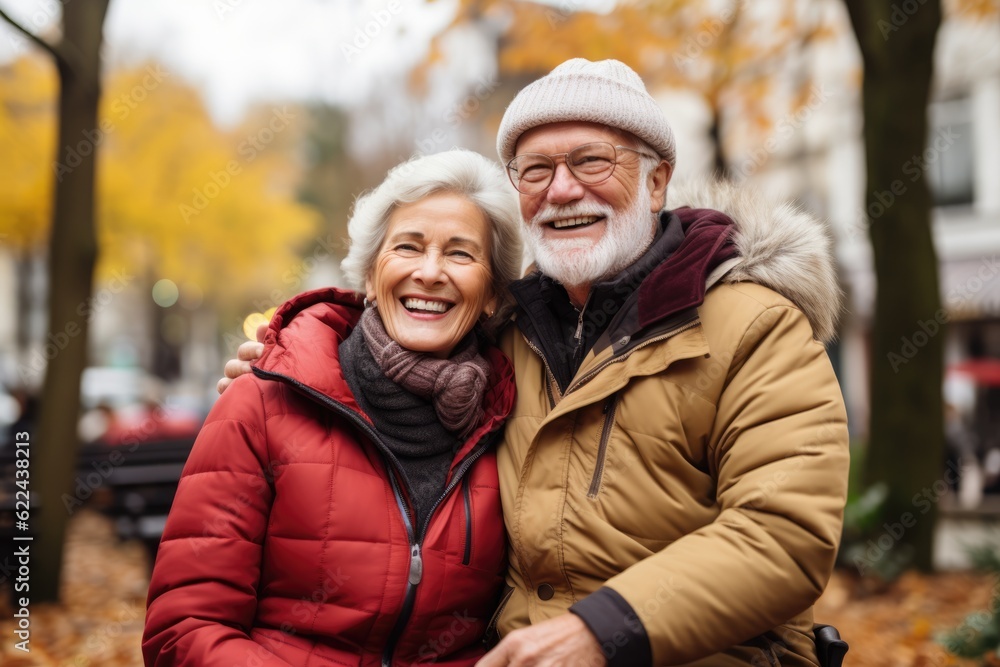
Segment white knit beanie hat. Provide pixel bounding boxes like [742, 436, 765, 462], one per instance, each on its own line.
[496, 58, 676, 168]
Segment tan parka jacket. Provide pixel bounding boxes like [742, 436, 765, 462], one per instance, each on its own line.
[494, 183, 850, 666]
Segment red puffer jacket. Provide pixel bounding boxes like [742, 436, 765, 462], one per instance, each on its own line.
[143, 288, 516, 667]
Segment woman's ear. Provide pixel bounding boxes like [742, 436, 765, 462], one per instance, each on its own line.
[364, 275, 376, 302]
[483, 294, 499, 319]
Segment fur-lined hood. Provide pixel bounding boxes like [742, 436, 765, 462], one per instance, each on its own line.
[666, 181, 843, 343]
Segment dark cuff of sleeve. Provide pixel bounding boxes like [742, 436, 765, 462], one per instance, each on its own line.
[569, 586, 653, 667]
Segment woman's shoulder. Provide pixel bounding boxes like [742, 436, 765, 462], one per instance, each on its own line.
[207, 370, 326, 433]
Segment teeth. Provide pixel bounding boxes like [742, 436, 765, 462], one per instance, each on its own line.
[552, 216, 600, 229]
[403, 298, 450, 313]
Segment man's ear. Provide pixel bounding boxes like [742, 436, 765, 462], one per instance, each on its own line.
[648, 160, 673, 212]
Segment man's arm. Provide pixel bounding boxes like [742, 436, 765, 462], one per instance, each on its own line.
[217, 323, 266, 394]
[575, 303, 849, 665]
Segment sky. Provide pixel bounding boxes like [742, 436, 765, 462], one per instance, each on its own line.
[0, 0, 462, 126]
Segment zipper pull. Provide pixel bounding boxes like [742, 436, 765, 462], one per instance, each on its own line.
[573, 294, 592, 343]
[408, 545, 423, 585]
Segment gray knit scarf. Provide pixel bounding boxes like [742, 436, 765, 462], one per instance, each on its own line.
[359, 307, 491, 440]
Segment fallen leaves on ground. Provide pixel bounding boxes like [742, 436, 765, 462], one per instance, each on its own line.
[0, 510, 148, 667]
[0, 510, 995, 665]
[816, 567, 996, 666]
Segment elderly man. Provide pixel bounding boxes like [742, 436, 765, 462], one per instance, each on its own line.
[222, 59, 848, 666]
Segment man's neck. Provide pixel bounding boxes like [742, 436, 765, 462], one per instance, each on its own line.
[565, 283, 591, 309]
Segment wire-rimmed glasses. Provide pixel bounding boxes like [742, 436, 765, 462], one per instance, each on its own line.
[505, 142, 656, 195]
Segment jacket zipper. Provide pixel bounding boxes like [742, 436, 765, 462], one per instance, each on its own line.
[587, 392, 620, 498]
[251, 366, 496, 667]
[565, 317, 702, 395]
[383, 433, 494, 665]
[525, 317, 699, 497]
[382, 470, 419, 667]
[462, 479, 472, 566]
[521, 334, 558, 409]
[570, 294, 593, 371]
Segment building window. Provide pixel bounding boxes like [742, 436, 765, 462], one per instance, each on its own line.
[927, 97, 975, 207]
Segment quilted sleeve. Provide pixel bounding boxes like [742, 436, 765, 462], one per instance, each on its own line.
[142, 375, 293, 667]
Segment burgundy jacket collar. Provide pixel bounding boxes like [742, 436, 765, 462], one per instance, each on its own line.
[637, 206, 737, 329]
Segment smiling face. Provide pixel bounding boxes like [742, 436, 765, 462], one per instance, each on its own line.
[514, 121, 670, 300]
[365, 192, 496, 359]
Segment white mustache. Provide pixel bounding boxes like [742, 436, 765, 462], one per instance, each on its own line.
[531, 203, 613, 226]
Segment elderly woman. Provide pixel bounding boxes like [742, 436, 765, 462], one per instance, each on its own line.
[143, 149, 522, 667]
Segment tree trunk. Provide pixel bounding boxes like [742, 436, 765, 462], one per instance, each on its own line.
[843, 0, 944, 571]
[708, 106, 729, 179]
[32, 0, 110, 601]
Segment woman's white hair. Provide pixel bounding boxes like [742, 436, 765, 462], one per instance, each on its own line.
[341, 149, 523, 336]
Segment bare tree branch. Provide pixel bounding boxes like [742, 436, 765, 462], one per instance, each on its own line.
[0, 5, 70, 70]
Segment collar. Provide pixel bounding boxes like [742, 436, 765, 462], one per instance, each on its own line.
[509, 208, 735, 391]
[637, 206, 737, 329]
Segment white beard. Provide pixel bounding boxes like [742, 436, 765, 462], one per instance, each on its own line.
[524, 184, 657, 290]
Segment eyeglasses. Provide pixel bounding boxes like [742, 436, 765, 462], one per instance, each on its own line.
[505, 142, 656, 195]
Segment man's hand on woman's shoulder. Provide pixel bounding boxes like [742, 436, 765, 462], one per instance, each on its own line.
[217, 323, 266, 394]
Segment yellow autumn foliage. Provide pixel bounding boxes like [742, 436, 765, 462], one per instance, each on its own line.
[0, 55, 55, 250]
[0, 55, 319, 304]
